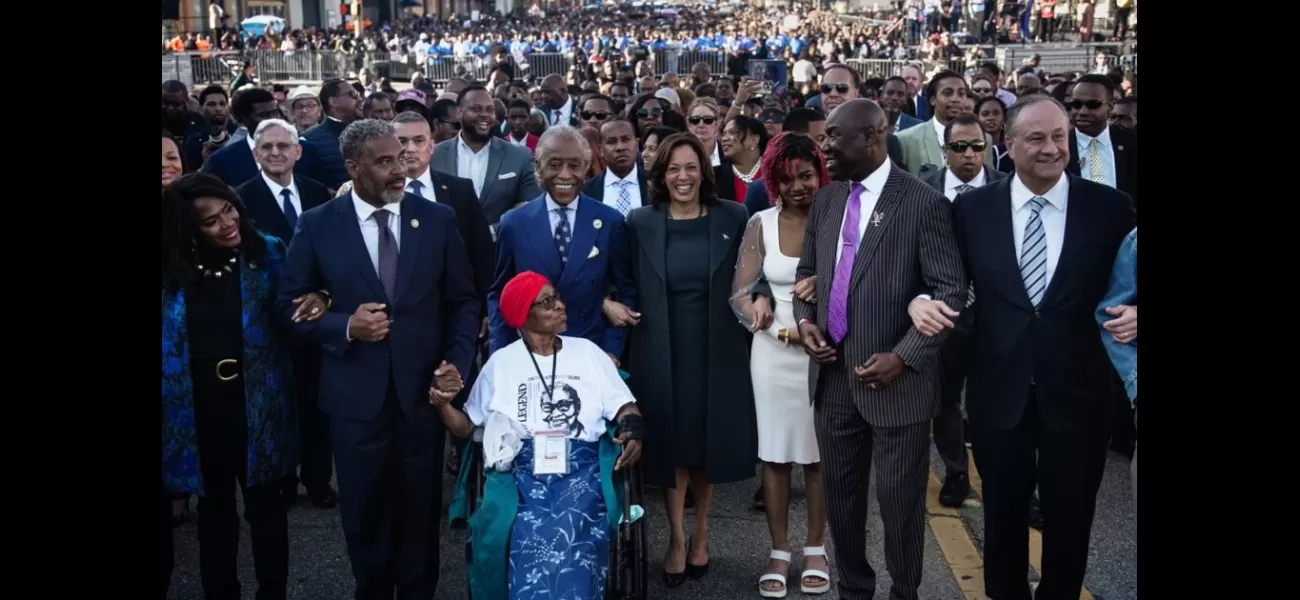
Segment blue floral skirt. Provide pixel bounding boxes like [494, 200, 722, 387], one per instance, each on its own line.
[509, 440, 608, 600]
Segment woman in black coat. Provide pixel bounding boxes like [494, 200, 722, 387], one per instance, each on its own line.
[624, 133, 757, 587]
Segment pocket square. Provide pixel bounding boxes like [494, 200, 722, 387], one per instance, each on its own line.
[587, 247, 600, 259]
[498, 172, 517, 180]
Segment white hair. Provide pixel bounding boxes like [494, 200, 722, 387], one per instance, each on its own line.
[253, 118, 298, 143]
[535, 124, 592, 169]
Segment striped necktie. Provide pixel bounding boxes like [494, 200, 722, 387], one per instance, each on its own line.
[955, 183, 975, 194]
[1020, 196, 1049, 306]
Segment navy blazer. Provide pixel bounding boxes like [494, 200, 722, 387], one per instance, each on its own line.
[277, 193, 480, 421]
[487, 194, 635, 357]
[579, 162, 650, 208]
[301, 118, 350, 190]
[952, 174, 1134, 432]
[743, 179, 771, 215]
[202, 134, 325, 190]
[237, 174, 331, 244]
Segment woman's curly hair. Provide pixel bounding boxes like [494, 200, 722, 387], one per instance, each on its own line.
[759, 132, 831, 206]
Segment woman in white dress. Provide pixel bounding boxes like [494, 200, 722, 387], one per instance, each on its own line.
[730, 133, 832, 598]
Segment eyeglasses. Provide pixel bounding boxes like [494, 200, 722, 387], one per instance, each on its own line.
[820, 83, 851, 95]
[687, 116, 717, 125]
[1067, 100, 1106, 111]
[532, 294, 564, 310]
[636, 107, 663, 118]
[440, 120, 462, 130]
[581, 111, 611, 120]
[944, 140, 988, 153]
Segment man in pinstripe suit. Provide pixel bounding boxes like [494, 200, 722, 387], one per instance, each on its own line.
[793, 99, 966, 600]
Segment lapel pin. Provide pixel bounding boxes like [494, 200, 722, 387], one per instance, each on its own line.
[871, 211, 884, 227]
[411, 219, 420, 228]
[440, 184, 448, 190]
[723, 233, 731, 240]
[593, 218, 603, 230]
[1117, 145, 1124, 151]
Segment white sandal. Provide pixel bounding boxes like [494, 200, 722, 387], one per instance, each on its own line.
[800, 546, 832, 595]
[758, 549, 791, 598]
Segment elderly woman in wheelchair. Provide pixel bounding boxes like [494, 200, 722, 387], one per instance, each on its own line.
[434, 271, 645, 600]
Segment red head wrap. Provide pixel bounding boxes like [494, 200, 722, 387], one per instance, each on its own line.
[500, 271, 552, 330]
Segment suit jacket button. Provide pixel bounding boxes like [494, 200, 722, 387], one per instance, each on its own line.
[1033, 309, 1040, 318]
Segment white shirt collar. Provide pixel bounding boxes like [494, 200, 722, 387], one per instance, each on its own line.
[1011, 172, 1069, 213]
[603, 165, 639, 187]
[946, 167, 985, 191]
[1076, 125, 1112, 147]
[545, 194, 579, 213]
[351, 191, 402, 222]
[261, 172, 297, 198]
[457, 134, 491, 157]
[855, 157, 893, 192]
[931, 117, 947, 141]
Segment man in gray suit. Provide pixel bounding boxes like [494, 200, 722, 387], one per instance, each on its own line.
[896, 70, 996, 176]
[793, 99, 966, 600]
[915, 112, 1007, 508]
[430, 85, 542, 230]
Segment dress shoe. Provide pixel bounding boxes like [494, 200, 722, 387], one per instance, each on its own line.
[307, 485, 338, 509]
[938, 473, 971, 508]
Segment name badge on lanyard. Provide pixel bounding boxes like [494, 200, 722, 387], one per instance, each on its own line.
[533, 430, 569, 475]
[527, 339, 568, 476]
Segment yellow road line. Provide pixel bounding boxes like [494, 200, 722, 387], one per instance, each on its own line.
[966, 459, 1095, 600]
[926, 471, 987, 600]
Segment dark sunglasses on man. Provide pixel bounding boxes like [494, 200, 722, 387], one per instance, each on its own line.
[441, 119, 462, 130]
[581, 111, 611, 121]
[944, 140, 988, 153]
[1067, 99, 1107, 111]
[687, 116, 717, 125]
[636, 107, 663, 118]
[820, 83, 851, 95]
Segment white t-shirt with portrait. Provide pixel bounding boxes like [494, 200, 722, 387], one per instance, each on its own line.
[465, 336, 634, 443]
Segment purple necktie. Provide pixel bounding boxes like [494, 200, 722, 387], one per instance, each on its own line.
[827, 183, 866, 343]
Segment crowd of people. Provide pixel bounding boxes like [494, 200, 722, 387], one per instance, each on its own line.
[161, 5, 1138, 600]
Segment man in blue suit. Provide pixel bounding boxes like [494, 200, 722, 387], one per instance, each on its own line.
[278, 119, 479, 600]
[203, 87, 325, 189]
[301, 79, 359, 190]
[488, 124, 636, 363]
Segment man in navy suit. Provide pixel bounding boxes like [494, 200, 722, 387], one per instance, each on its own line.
[301, 79, 360, 190]
[235, 117, 338, 511]
[278, 119, 479, 600]
[580, 118, 648, 218]
[203, 87, 324, 189]
[488, 125, 636, 362]
[912, 96, 1133, 600]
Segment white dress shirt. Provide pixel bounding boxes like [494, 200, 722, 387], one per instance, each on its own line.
[1075, 126, 1117, 189]
[405, 167, 438, 203]
[456, 135, 492, 197]
[710, 141, 722, 167]
[1010, 174, 1069, 290]
[351, 192, 402, 274]
[546, 195, 579, 237]
[261, 172, 302, 216]
[930, 118, 949, 166]
[834, 158, 893, 266]
[552, 97, 575, 125]
[943, 168, 987, 201]
[602, 166, 641, 216]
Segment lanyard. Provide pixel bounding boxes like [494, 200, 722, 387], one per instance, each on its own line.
[524, 338, 559, 409]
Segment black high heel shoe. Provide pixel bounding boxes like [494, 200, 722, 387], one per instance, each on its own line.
[662, 539, 688, 588]
[685, 535, 710, 580]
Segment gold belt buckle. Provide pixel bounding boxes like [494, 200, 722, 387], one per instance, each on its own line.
[216, 359, 240, 382]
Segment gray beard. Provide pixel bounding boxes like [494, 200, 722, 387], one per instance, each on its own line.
[379, 189, 404, 205]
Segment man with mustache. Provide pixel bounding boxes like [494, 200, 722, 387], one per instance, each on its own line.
[487, 125, 636, 366]
[278, 119, 480, 600]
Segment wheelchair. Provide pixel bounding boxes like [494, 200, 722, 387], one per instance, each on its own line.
[460, 426, 648, 600]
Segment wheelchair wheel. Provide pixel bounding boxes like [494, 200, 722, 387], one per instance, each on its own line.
[606, 465, 648, 599]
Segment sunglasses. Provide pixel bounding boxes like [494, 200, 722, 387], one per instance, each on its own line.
[944, 140, 988, 153]
[532, 294, 564, 310]
[1067, 100, 1106, 111]
[688, 116, 717, 126]
[972, 87, 993, 95]
[440, 119, 462, 130]
[580, 111, 611, 120]
[636, 107, 663, 118]
[820, 83, 851, 95]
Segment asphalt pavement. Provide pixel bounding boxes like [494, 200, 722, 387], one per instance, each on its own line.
[167, 442, 1135, 600]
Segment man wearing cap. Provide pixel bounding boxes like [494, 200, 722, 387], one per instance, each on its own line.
[286, 85, 322, 133]
[394, 89, 429, 118]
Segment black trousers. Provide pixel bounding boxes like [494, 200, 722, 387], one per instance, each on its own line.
[970, 389, 1110, 600]
[286, 347, 333, 491]
[934, 325, 971, 478]
[195, 367, 289, 600]
[161, 478, 174, 600]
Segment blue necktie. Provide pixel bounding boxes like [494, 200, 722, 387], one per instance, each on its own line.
[1020, 196, 1049, 306]
[554, 207, 571, 264]
[615, 180, 633, 215]
[408, 179, 425, 200]
[280, 189, 298, 232]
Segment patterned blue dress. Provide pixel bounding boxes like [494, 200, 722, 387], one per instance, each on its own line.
[508, 440, 608, 600]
